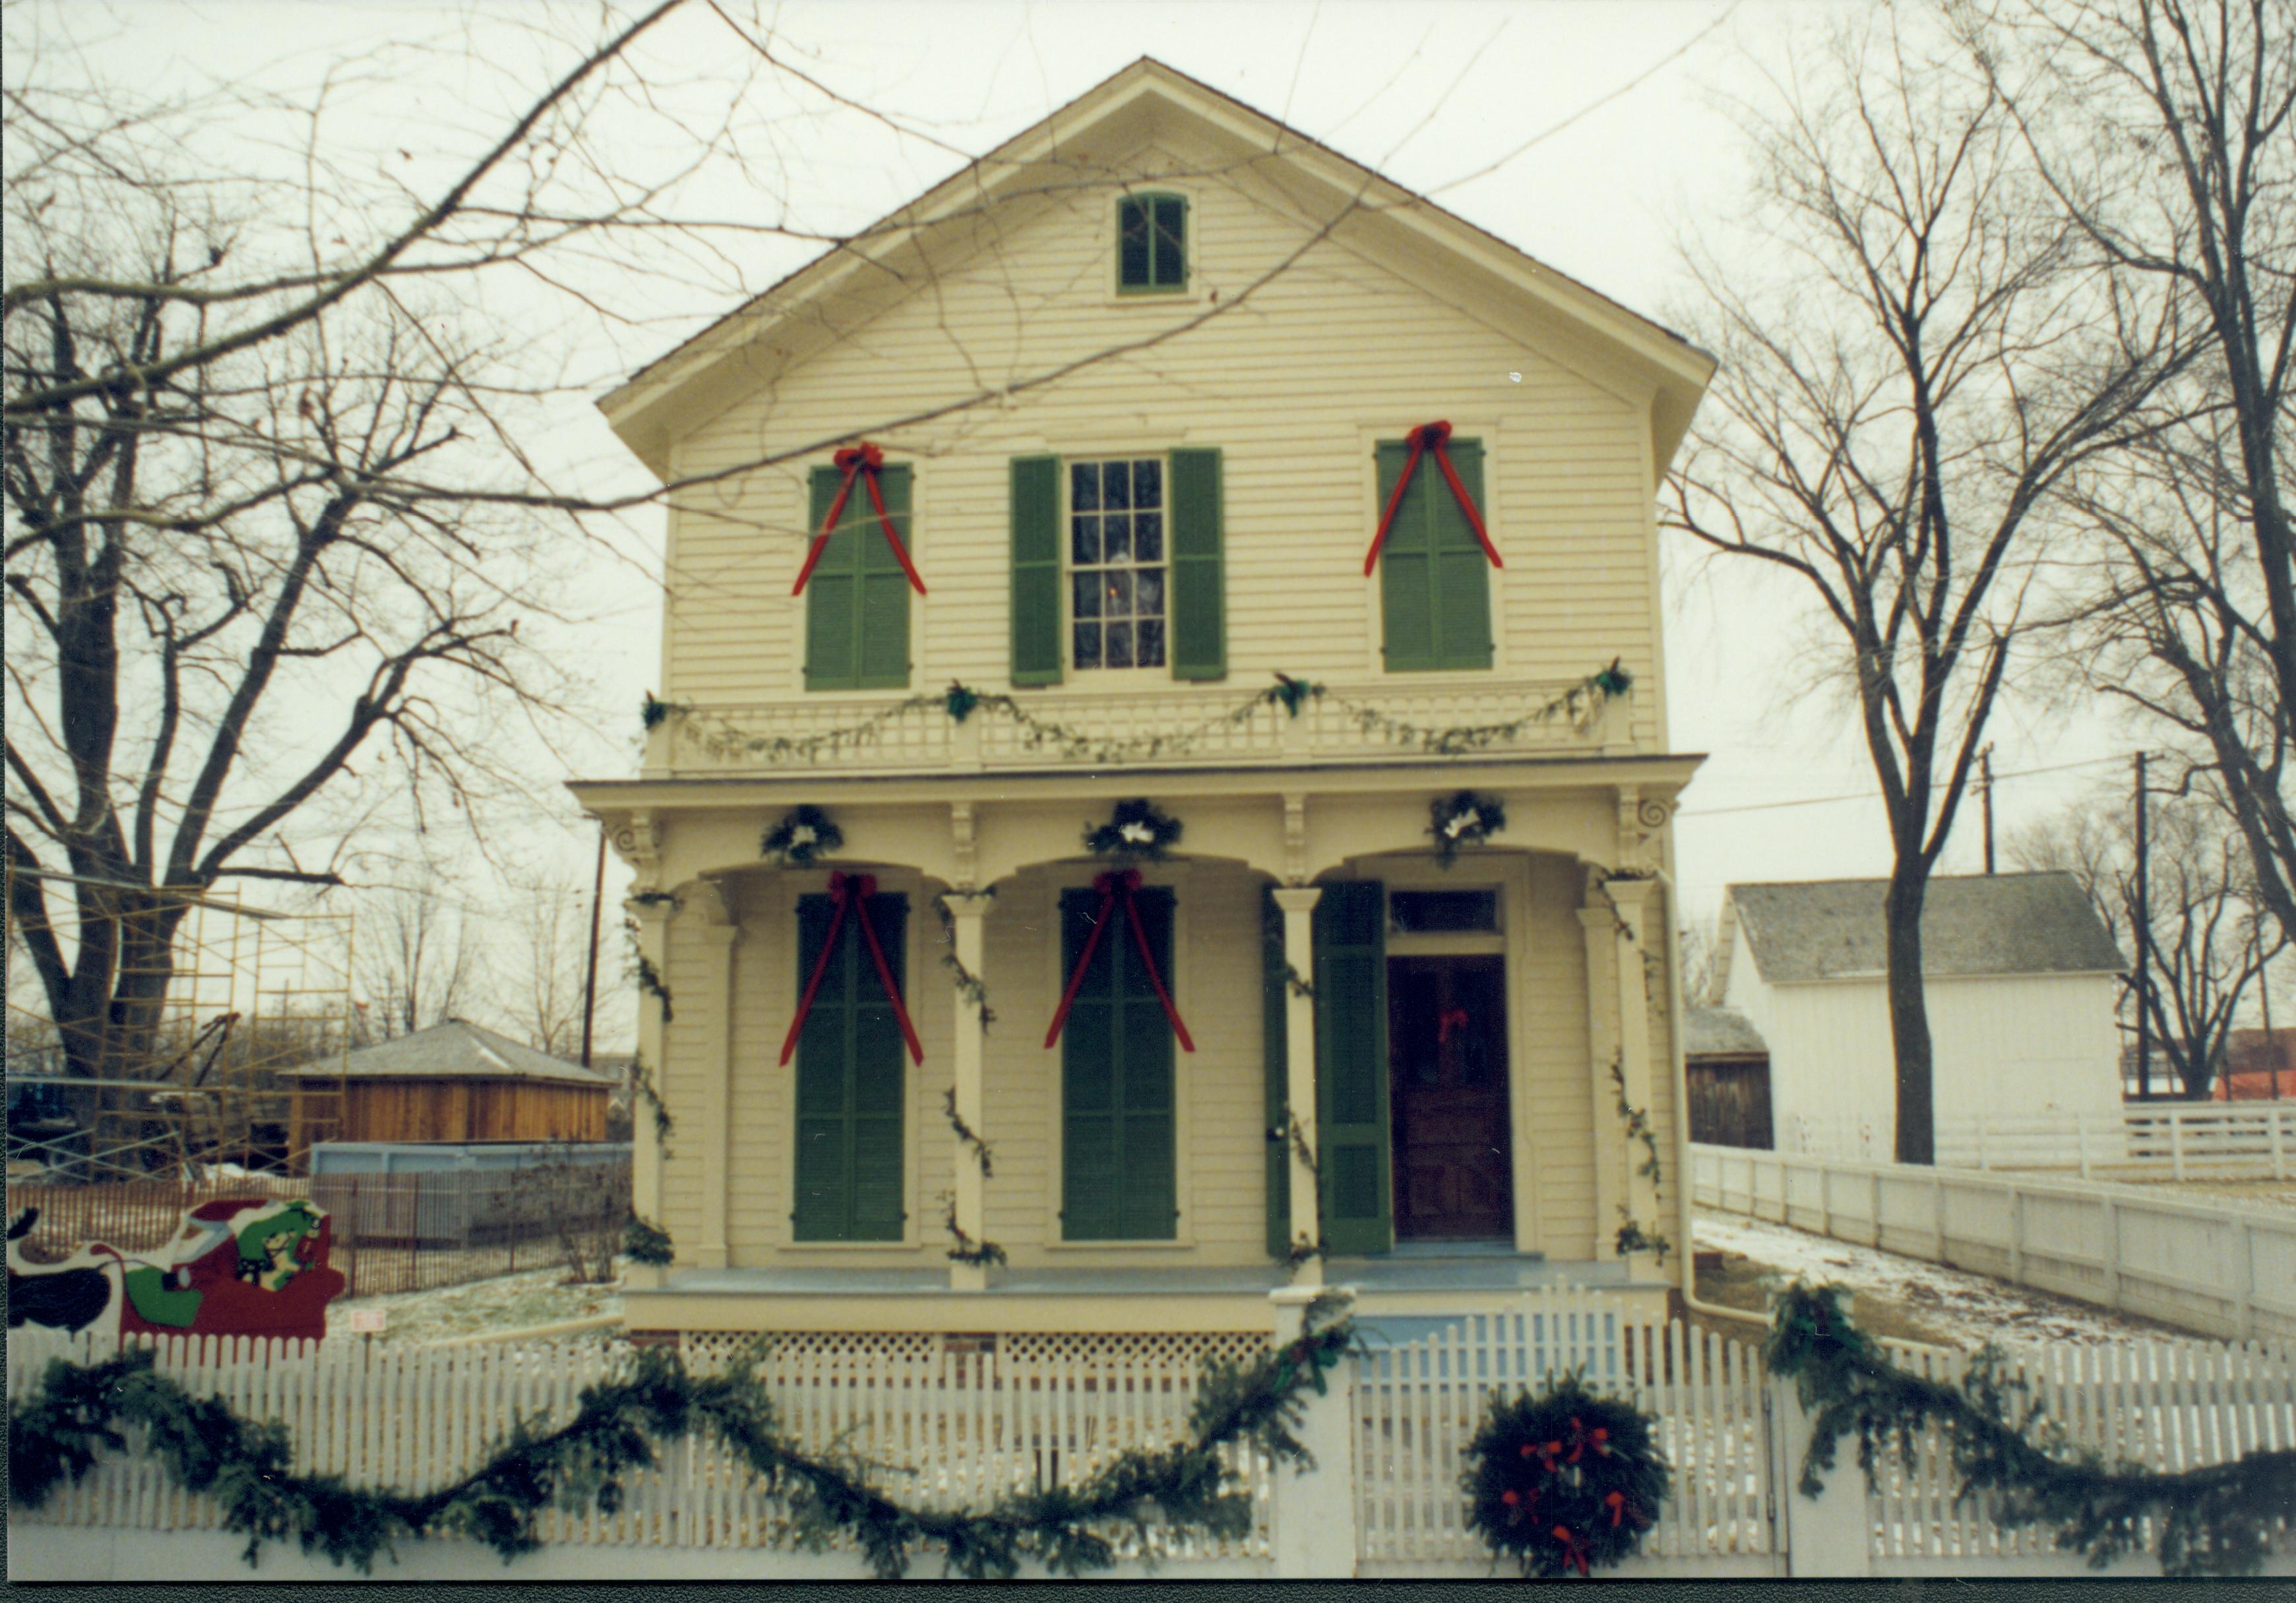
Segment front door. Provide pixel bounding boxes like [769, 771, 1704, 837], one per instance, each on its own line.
[1386, 955, 1512, 1240]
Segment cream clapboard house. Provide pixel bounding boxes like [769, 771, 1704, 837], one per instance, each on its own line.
[571, 59, 1714, 1339]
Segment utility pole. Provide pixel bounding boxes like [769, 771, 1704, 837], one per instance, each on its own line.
[2133, 751, 2152, 1101]
[580, 825, 606, 1070]
[1978, 744, 1995, 875]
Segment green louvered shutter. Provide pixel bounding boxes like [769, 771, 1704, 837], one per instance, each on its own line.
[1377, 439, 1492, 672]
[1060, 885, 1178, 1240]
[1168, 447, 1226, 681]
[791, 891, 908, 1241]
[1315, 880, 1390, 1255]
[1262, 887, 1291, 1259]
[805, 463, 913, 690]
[1010, 455, 1063, 686]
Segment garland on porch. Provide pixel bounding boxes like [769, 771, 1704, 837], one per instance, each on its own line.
[1427, 790, 1506, 868]
[761, 804, 843, 868]
[1461, 1374, 1671, 1577]
[1084, 797, 1183, 861]
[932, 892, 998, 1036]
[9, 1298, 1358, 1579]
[1606, 1054, 1673, 1267]
[1766, 1283, 2296, 1578]
[664, 664, 1630, 768]
[623, 1213, 675, 1267]
[937, 1195, 1008, 1270]
[941, 1087, 994, 1180]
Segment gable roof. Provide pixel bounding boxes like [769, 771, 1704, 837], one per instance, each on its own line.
[1724, 873, 2126, 985]
[600, 56, 1714, 479]
[280, 1019, 613, 1086]
[1686, 1006, 1768, 1058]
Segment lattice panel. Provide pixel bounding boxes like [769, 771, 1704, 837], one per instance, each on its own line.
[1000, 1329, 1268, 1373]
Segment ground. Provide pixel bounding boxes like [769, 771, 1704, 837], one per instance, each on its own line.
[330, 1265, 627, 1346]
[1690, 1213, 2198, 1349]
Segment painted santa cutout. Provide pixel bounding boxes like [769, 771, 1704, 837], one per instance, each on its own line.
[6, 1196, 348, 1342]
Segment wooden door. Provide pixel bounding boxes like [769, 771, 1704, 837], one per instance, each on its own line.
[1386, 955, 1512, 1240]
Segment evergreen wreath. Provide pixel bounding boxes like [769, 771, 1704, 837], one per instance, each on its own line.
[1767, 1283, 2296, 1577]
[760, 804, 843, 867]
[11, 1300, 1359, 1579]
[1427, 790, 1506, 867]
[1461, 1373, 1671, 1577]
[1084, 798, 1183, 861]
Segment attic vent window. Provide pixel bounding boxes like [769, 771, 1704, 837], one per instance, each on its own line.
[1389, 890, 1500, 934]
[1118, 193, 1187, 293]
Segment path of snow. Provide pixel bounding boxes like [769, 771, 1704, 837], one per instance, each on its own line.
[1693, 1213, 2182, 1350]
[332, 1265, 627, 1347]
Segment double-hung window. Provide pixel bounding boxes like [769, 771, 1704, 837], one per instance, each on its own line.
[1117, 193, 1187, 293]
[1070, 458, 1167, 671]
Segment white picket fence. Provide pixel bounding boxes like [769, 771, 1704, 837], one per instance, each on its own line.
[1781, 1101, 2295, 1180]
[1692, 1143, 2296, 1344]
[1860, 1335, 2296, 1569]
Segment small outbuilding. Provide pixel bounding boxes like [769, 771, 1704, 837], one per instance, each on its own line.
[1716, 872, 2126, 1159]
[1685, 1006, 1773, 1150]
[282, 1019, 614, 1157]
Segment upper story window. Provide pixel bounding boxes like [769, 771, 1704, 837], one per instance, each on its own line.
[1375, 434, 1493, 673]
[1070, 458, 1166, 670]
[1117, 193, 1187, 294]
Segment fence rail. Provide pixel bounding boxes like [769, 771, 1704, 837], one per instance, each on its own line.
[1776, 1103, 2294, 1180]
[1692, 1143, 2296, 1344]
[8, 1166, 631, 1299]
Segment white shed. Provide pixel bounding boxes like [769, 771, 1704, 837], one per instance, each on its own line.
[1715, 873, 2126, 1161]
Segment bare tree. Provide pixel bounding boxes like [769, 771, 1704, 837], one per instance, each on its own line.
[1979, 0, 2295, 947]
[353, 880, 478, 1041]
[2008, 779, 2288, 1097]
[1666, 11, 2186, 1163]
[1677, 913, 1724, 1008]
[505, 870, 592, 1058]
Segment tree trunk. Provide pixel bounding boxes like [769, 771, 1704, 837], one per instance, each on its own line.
[1884, 872, 1937, 1166]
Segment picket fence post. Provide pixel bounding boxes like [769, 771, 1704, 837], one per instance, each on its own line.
[1268, 1286, 1357, 1579]
[1771, 1374, 1870, 1577]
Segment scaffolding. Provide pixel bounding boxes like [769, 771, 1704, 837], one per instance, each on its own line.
[5, 874, 354, 1182]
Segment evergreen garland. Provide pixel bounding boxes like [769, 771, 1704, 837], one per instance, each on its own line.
[760, 804, 843, 867]
[1427, 790, 1506, 867]
[1084, 797, 1183, 861]
[1766, 1283, 2296, 1577]
[623, 1213, 675, 1267]
[11, 1302, 1358, 1579]
[1461, 1374, 1671, 1577]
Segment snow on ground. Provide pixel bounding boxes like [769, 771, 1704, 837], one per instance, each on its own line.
[332, 1265, 627, 1347]
[1693, 1213, 2179, 1350]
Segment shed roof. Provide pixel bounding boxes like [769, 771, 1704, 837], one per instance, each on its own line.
[1725, 873, 2126, 984]
[280, 1020, 614, 1085]
[1686, 1006, 1769, 1058]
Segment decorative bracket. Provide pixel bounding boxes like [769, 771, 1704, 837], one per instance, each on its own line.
[610, 811, 665, 890]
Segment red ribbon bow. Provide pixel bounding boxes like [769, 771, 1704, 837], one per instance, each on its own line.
[780, 871, 925, 1068]
[1605, 1490, 1630, 1529]
[1437, 1006, 1471, 1044]
[1362, 420, 1504, 576]
[1043, 870, 1195, 1053]
[1565, 1415, 1609, 1464]
[1551, 1524, 1592, 1577]
[791, 442, 929, 598]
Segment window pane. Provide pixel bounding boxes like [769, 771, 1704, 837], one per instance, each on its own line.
[1117, 200, 1150, 287]
[1070, 516, 1098, 566]
[1152, 197, 1185, 285]
[1104, 461, 1131, 509]
[1135, 567, 1164, 615]
[1104, 570, 1132, 615]
[1072, 572, 1101, 619]
[1105, 621, 1133, 668]
[1132, 458, 1162, 508]
[1133, 512, 1162, 560]
[1136, 617, 1165, 666]
[1073, 622, 1101, 668]
[1388, 890, 1501, 934]
[1102, 513, 1131, 563]
[1070, 462, 1099, 512]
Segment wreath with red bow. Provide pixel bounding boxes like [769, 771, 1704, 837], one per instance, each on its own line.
[1461, 1374, 1670, 1577]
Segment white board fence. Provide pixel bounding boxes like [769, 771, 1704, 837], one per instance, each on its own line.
[1779, 1102, 2295, 1180]
[1692, 1143, 2296, 1344]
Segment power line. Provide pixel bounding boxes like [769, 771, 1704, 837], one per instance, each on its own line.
[1675, 754, 2125, 819]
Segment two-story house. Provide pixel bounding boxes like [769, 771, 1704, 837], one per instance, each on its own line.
[571, 59, 1714, 1342]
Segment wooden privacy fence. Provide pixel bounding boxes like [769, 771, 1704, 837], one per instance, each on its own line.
[1353, 1300, 1777, 1567]
[3, 1324, 1274, 1562]
[1692, 1144, 2296, 1345]
[8, 1166, 632, 1299]
[1777, 1103, 2294, 1180]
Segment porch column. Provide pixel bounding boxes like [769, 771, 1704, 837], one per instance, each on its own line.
[1273, 885, 1323, 1285]
[945, 891, 995, 1292]
[689, 888, 740, 1271]
[1578, 901, 1625, 1261]
[1605, 878, 1663, 1250]
[627, 893, 674, 1289]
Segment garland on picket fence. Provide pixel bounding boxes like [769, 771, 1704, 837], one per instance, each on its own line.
[1461, 1374, 1671, 1577]
[1766, 1283, 2296, 1577]
[10, 1300, 1358, 1579]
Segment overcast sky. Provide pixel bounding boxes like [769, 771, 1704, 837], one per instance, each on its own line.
[12, 0, 2163, 1002]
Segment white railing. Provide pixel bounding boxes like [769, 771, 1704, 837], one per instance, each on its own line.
[1353, 1300, 1775, 1569]
[1692, 1143, 2296, 1344]
[1779, 1102, 2295, 1180]
[5, 1325, 1272, 1560]
[660, 675, 1621, 778]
